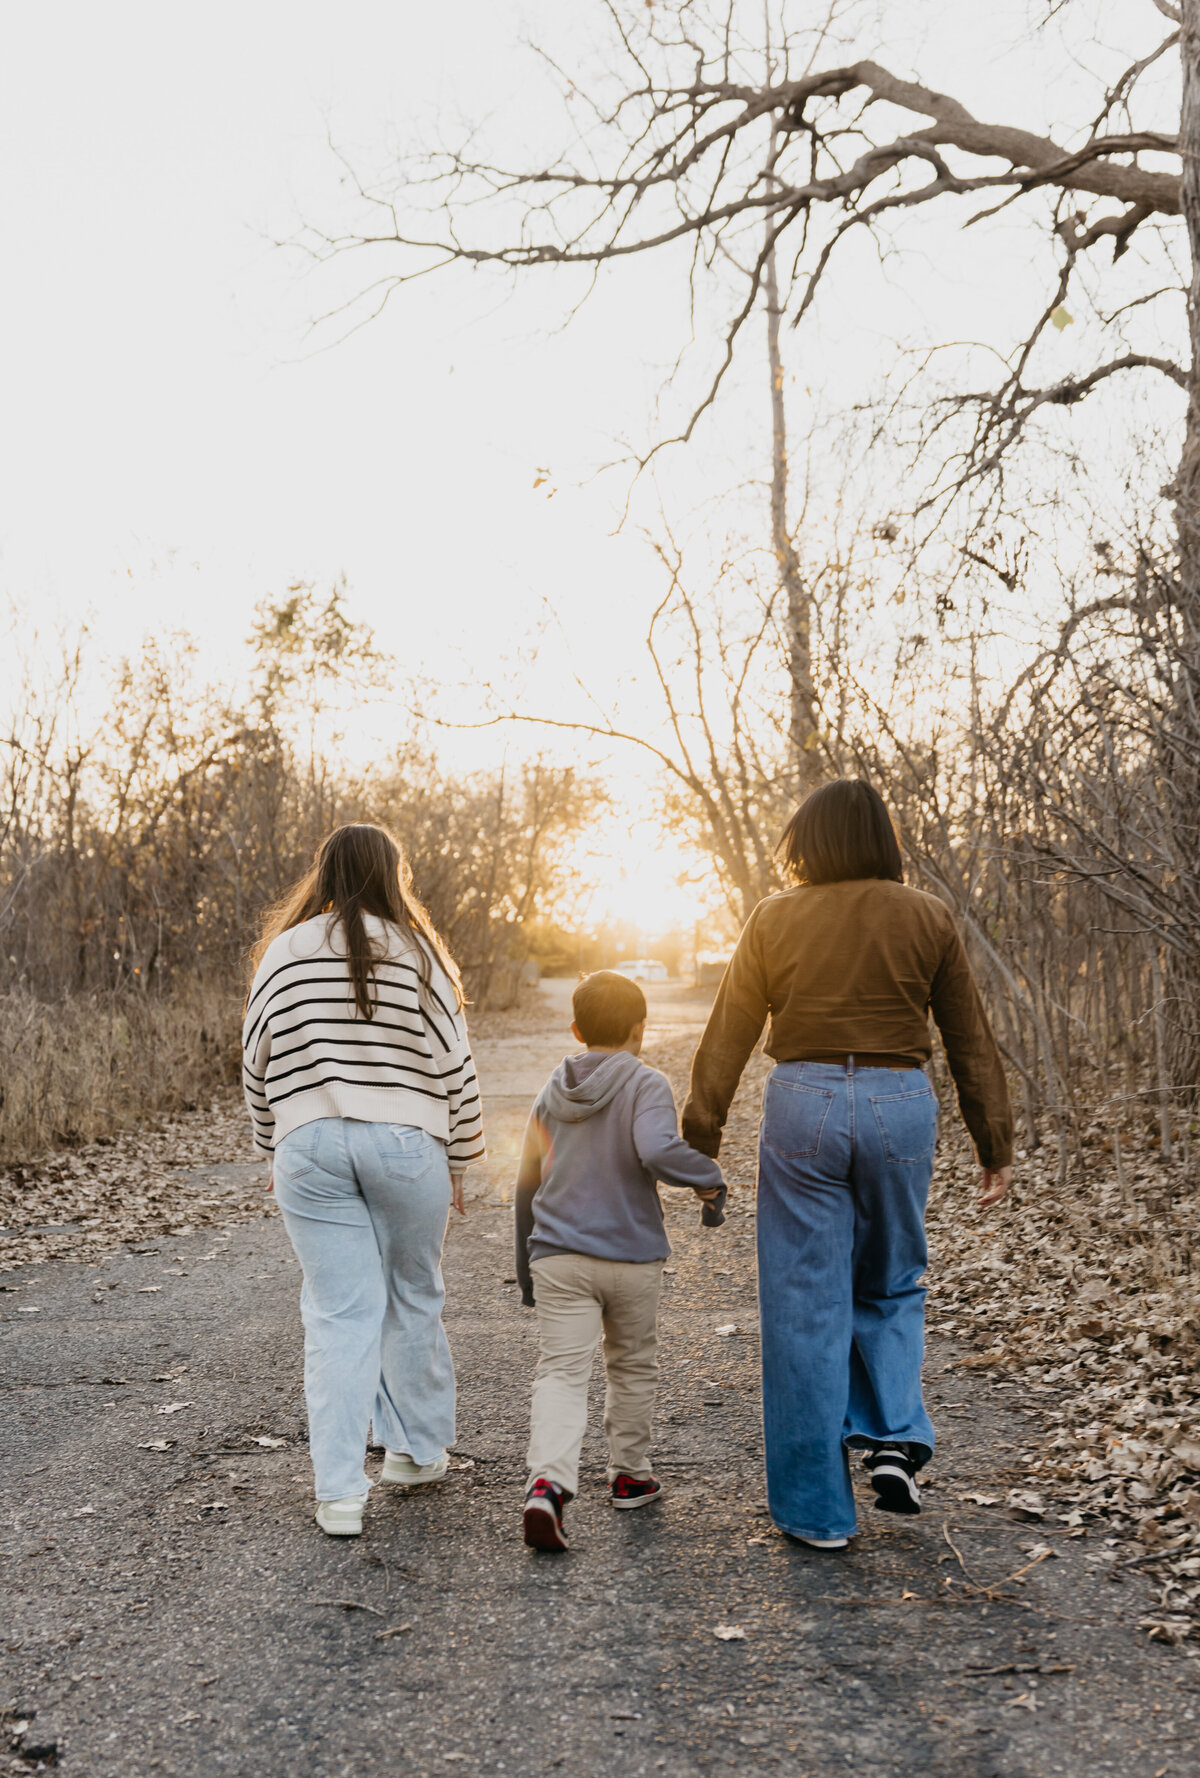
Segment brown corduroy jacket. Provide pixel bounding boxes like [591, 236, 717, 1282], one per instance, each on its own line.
[681, 878, 1013, 1171]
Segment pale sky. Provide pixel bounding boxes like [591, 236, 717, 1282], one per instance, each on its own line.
[1, 1, 700, 689]
[0, 0, 1183, 927]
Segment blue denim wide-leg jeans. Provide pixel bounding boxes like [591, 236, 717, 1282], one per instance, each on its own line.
[757, 1059, 937, 1541]
[273, 1118, 455, 1500]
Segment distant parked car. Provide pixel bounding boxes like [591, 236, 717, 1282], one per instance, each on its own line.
[613, 958, 670, 983]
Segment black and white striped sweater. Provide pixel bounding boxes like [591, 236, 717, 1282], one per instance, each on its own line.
[242, 914, 485, 1170]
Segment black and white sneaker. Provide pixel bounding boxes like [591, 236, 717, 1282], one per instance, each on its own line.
[863, 1445, 921, 1514]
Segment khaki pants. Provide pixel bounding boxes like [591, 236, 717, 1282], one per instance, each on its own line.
[526, 1252, 663, 1495]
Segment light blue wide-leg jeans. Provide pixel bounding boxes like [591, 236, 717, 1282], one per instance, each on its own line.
[757, 1059, 937, 1542]
[273, 1118, 455, 1500]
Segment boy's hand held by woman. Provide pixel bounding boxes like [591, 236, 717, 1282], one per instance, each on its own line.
[694, 1181, 726, 1228]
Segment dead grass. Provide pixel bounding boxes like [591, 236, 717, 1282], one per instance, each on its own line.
[0, 978, 241, 1164]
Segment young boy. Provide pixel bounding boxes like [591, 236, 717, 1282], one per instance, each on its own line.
[515, 969, 726, 1552]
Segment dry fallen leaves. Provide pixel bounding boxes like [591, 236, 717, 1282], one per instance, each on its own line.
[0, 1098, 266, 1275]
[921, 1133, 1200, 1641]
[1006, 1490, 1047, 1521]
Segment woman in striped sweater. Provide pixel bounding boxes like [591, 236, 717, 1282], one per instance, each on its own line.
[243, 823, 484, 1537]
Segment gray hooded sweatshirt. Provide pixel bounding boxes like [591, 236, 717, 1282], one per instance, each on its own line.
[514, 1050, 726, 1305]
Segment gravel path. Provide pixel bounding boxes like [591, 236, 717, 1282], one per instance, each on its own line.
[2, 984, 1196, 1775]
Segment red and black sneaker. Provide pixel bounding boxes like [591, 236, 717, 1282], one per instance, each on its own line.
[610, 1474, 664, 1511]
[523, 1478, 569, 1551]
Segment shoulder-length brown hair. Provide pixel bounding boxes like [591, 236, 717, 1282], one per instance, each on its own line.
[777, 780, 903, 886]
[251, 823, 465, 1018]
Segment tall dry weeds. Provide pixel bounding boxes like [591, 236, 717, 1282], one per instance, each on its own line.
[0, 979, 240, 1164]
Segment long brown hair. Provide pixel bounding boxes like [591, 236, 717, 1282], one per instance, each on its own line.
[251, 823, 465, 1018]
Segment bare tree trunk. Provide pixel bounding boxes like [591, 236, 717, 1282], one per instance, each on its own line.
[1165, 1, 1200, 1096]
[1179, 4, 1200, 603]
[764, 203, 818, 793]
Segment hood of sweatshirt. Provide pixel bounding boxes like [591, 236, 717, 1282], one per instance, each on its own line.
[539, 1049, 643, 1123]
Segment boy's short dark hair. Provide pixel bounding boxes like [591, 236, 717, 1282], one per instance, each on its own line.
[573, 970, 647, 1047]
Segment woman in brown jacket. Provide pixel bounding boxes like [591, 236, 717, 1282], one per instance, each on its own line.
[682, 780, 1012, 1548]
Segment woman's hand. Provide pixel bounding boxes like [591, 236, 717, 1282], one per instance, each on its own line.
[450, 1172, 466, 1216]
[979, 1164, 1012, 1208]
[692, 1185, 722, 1203]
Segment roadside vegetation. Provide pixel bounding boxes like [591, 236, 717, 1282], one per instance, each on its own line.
[0, 585, 593, 1160]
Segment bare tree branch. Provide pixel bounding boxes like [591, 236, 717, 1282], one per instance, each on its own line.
[301, 10, 1184, 505]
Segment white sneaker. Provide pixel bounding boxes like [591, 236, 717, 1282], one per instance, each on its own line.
[381, 1450, 449, 1486]
[793, 1534, 849, 1549]
[315, 1495, 365, 1536]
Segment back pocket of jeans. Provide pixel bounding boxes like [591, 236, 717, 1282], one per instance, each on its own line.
[869, 1089, 937, 1164]
[763, 1077, 835, 1158]
[276, 1119, 326, 1179]
[372, 1122, 440, 1177]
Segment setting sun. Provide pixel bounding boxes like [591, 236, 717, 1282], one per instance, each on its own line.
[575, 821, 721, 946]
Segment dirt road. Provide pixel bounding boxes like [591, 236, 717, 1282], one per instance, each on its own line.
[2, 984, 1196, 1775]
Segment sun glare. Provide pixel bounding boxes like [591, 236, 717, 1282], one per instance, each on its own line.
[581, 832, 710, 941]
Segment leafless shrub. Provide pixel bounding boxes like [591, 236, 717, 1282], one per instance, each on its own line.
[0, 593, 595, 1160]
